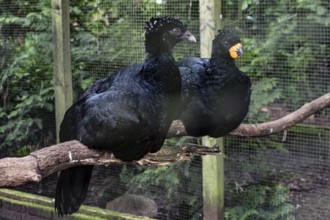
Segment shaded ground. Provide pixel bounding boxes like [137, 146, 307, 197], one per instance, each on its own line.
[281, 156, 330, 220]
[226, 145, 330, 220]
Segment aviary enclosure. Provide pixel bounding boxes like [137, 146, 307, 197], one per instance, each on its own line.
[0, 0, 329, 219]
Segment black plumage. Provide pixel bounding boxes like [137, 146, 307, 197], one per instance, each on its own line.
[178, 30, 251, 137]
[55, 17, 196, 216]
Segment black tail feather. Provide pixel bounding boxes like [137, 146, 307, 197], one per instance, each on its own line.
[55, 165, 94, 216]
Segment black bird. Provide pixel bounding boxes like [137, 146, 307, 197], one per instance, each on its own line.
[178, 30, 251, 137]
[55, 17, 196, 216]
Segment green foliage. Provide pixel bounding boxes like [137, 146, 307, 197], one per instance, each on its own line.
[238, 0, 329, 108]
[0, 1, 53, 156]
[247, 78, 282, 123]
[14, 145, 34, 157]
[225, 184, 295, 220]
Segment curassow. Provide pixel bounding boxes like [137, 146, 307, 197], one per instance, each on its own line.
[55, 17, 196, 216]
[178, 30, 251, 137]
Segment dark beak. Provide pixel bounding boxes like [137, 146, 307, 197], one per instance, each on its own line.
[236, 47, 243, 57]
[181, 31, 197, 43]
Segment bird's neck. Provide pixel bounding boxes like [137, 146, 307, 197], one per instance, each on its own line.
[143, 50, 180, 92]
[208, 52, 250, 87]
[145, 51, 175, 62]
[143, 38, 179, 87]
[145, 36, 175, 55]
[208, 53, 237, 75]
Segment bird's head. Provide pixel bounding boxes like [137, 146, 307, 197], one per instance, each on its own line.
[213, 30, 243, 60]
[145, 17, 196, 53]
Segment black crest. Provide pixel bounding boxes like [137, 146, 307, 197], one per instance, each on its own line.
[214, 29, 240, 44]
[145, 16, 187, 34]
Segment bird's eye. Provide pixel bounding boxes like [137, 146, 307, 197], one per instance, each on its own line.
[224, 41, 229, 46]
[170, 27, 182, 36]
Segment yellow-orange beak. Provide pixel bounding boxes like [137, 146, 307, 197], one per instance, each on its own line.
[229, 43, 243, 59]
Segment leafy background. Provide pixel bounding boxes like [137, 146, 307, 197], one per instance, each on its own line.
[0, 0, 329, 219]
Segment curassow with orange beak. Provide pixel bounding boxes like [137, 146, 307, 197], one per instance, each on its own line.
[179, 30, 251, 137]
[55, 17, 196, 216]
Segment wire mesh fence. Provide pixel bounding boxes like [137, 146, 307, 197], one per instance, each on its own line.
[0, 0, 329, 219]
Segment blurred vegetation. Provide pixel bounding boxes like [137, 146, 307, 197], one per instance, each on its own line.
[0, 0, 54, 156]
[0, 0, 329, 219]
[225, 184, 295, 220]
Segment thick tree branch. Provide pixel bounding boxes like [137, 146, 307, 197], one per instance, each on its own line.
[0, 141, 220, 187]
[0, 93, 329, 187]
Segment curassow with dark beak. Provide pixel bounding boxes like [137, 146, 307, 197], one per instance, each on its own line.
[55, 17, 196, 216]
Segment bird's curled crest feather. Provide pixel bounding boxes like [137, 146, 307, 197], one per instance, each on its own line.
[144, 16, 187, 34]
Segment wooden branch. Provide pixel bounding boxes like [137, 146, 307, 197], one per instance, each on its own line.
[0, 93, 329, 187]
[0, 141, 220, 187]
[168, 93, 330, 138]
